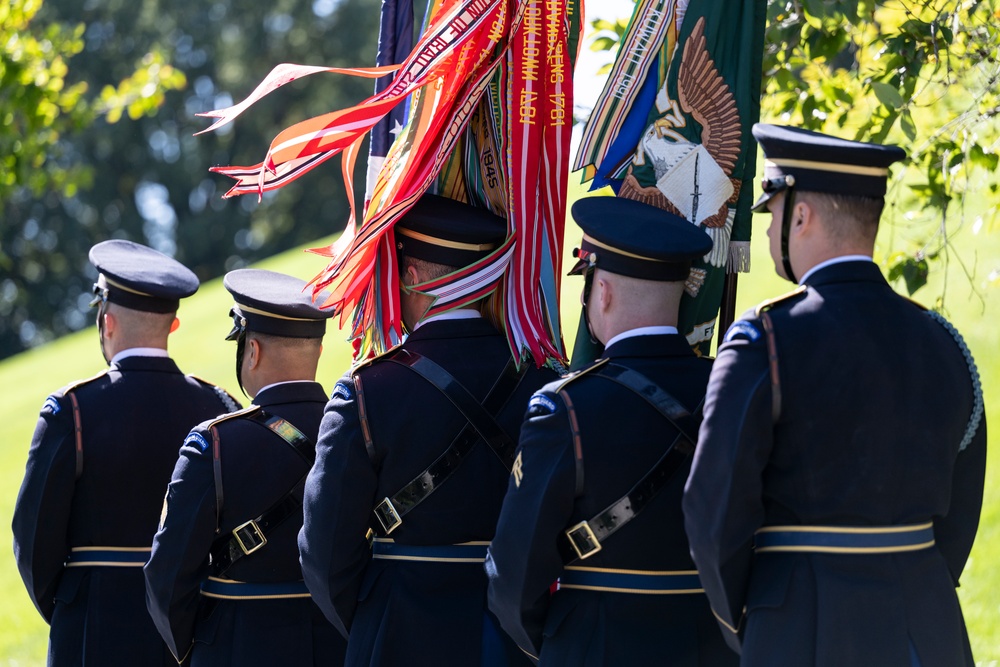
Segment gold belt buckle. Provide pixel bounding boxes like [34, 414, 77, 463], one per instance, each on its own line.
[565, 521, 602, 560]
[233, 520, 267, 555]
[374, 497, 403, 535]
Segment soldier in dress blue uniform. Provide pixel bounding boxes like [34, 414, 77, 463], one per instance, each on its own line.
[298, 195, 557, 667]
[12, 240, 240, 667]
[485, 197, 737, 666]
[683, 124, 987, 667]
[144, 269, 345, 666]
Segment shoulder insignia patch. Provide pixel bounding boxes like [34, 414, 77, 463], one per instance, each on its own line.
[331, 380, 353, 402]
[554, 357, 610, 392]
[205, 404, 262, 429]
[723, 320, 761, 344]
[754, 285, 807, 316]
[42, 396, 62, 415]
[184, 432, 211, 452]
[526, 393, 558, 417]
[188, 375, 241, 413]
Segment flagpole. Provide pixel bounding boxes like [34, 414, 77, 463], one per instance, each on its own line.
[716, 270, 739, 348]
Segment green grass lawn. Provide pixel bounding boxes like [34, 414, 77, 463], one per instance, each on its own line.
[1, 180, 997, 664]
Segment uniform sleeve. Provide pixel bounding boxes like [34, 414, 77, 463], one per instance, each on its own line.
[144, 428, 220, 663]
[299, 375, 379, 639]
[486, 388, 578, 659]
[934, 416, 987, 584]
[683, 319, 774, 652]
[12, 394, 77, 623]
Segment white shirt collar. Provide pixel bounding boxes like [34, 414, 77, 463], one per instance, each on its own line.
[604, 325, 679, 350]
[414, 309, 482, 331]
[111, 347, 169, 364]
[798, 255, 873, 285]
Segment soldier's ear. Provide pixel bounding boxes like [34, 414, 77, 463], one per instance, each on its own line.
[246, 338, 261, 371]
[595, 276, 613, 313]
[796, 200, 819, 228]
[103, 311, 117, 337]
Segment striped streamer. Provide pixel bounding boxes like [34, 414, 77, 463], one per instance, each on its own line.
[201, 0, 578, 366]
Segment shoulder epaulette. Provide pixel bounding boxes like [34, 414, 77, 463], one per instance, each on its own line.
[188, 374, 241, 413]
[554, 357, 610, 392]
[62, 369, 110, 395]
[350, 343, 403, 374]
[754, 285, 807, 317]
[204, 404, 262, 429]
[188, 374, 222, 389]
[899, 294, 928, 311]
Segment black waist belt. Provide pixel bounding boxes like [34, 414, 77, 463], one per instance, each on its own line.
[210, 411, 313, 577]
[559, 363, 702, 564]
[754, 522, 936, 554]
[371, 352, 525, 536]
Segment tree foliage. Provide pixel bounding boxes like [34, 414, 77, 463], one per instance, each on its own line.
[762, 0, 1000, 304]
[1, 0, 381, 359]
[2, 0, 190, 357]
[586, 0, 1000, 305]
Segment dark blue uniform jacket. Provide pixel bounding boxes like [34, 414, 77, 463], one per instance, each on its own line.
[145, 381, 345, 666]
[684, 261, 987, 667]
[486, 333, 737, 666]
[12, 355, 235, 667]
[299, 317, 556, 667]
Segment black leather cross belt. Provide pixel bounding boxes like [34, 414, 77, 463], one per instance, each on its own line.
[371, 352, 525, 536]
[559, 363, 702, 564]
[210, 410, 314, 576]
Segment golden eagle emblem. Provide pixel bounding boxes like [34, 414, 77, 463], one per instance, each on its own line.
[619, 17, 742, 268]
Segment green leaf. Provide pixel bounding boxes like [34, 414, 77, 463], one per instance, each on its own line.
[589, 36, 617, 52]
[900, 108, 916, 142]
[936, 23, 953, 45]
[801, 0, 825, 28]
[969, 144, 999, 171]
[831, 85, 853, 105]
[871, 81, 904, 109]
[888, 256, 929, 295]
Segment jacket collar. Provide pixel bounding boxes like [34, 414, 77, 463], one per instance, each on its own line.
[804, 260, 887, 288]
[111, 355, 181, 374]
[601, 333, 696, 361]
[404, 317, 500, 343]
[253, 381, 328, 407]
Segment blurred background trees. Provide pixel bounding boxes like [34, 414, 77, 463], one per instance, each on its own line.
[1, 0, 381, 358]
[4, 0, 998, 360]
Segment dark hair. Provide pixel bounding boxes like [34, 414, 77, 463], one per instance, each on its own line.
[246, 330, 323, 348]
[801, 191, 884, 243]
[401, 255, 456, 283]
